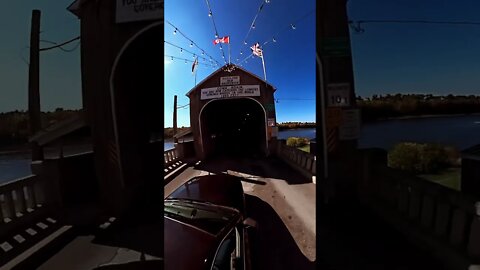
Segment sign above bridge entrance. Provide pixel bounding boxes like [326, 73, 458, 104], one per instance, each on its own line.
[200, 85, 260, 100]
[116, 0, 163, 23]
[220, 76, 240, 86]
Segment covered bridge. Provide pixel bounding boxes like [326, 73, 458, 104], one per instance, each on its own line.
[187, 64, 278, 159]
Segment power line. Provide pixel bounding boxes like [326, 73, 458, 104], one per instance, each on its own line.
[236, 9, 315, 65]
[39, 36, 80, 51]
[41, 39, 80, 52]
[236, 0, 270, 61]
[349, 19, 480, 33]
[177, 103, 190, 109]
[204, 0, 227, 64]
[166, 20, 222, 66]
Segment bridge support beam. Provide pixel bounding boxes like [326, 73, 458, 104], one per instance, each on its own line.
[317, 0, 359, 204]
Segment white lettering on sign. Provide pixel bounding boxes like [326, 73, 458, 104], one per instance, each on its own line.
[220, 76, 240, 86]
[201, 85, 260, 100]
[339, 109, 361, 140]
[116, 0, 163, 23]
[327, 83, 350, 107]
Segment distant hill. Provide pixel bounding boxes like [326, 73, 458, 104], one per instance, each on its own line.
[277, 122, 316, 130]
[357, 94, 480, 122]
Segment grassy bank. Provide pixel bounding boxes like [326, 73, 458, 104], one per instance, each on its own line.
[418, 167, 461, 191]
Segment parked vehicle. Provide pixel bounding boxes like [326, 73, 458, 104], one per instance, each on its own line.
[164, 174, 256, 270]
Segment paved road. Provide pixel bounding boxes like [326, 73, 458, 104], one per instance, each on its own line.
[165, 156, 317, 269]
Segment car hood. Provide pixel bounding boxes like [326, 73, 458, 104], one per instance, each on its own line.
[167, 174, 245, 213]
[164, 217, 219, 270]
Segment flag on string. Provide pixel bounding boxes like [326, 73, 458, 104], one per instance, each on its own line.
[213, 36, 230, 45]
[250, 42, 263, 57]
[192, 57, 198, 74]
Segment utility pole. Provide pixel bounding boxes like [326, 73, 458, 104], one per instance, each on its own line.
[173, 95, 178, 143]
[28, 9, 43, 161]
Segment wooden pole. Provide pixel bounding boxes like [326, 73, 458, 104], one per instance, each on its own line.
[28, 10, 43, 161]
[173, 95, 178, 143]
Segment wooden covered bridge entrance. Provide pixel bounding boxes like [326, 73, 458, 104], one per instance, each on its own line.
[186, 64, 278, 160]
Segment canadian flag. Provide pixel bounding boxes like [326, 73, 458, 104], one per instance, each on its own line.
[213, 36, 230, 45]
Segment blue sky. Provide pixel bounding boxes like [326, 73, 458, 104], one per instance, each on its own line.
[2, 1, 480, 126]
[0, 0, 81, 113]
[348, 0, 480, 98]
[164, 0, 316, 127]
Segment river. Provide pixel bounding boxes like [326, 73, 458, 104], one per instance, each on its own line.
[358, 114, 480, 150]
[3, 115, 480, 183]
[163, 128, 317, 150]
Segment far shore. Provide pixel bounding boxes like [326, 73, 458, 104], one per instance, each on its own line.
[366, 112, 480, 122]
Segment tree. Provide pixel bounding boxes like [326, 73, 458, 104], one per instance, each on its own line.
[388, 142, 449, 174]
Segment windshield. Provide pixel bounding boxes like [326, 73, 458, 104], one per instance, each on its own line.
[164, 199, 239, 235]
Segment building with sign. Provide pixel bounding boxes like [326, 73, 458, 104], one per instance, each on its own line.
[67, 0, 163, 214]
[187, 64, 277, 159]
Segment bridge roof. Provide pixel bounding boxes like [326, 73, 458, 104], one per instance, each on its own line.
[67, 0, 89, 17]
[29, 112, 89, 146]
[186, 64, 276, 97]
[173, 127, 192, 139]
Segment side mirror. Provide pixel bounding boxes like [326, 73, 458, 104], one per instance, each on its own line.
[243, 217, 257, 229]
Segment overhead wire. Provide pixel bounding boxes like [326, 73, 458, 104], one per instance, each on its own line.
[204, 0, 227, 64]
[349, 19, 480, 33]
[41, 39, 81, 52]
[39, 36, 80, 52]
[164, 41, 214, 64]
[236, 9, 315, 66]
[166, 20, 222, 66]
[234, 0, 269, 63]
[165, 54, 216, 67]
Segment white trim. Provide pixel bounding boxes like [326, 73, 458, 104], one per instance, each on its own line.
[198, 97, 269, 158]
[109, 21, 163, 188]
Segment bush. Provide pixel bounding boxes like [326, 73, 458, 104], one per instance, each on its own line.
[286, 137, 309, 148]
[388, 142, 449, 174]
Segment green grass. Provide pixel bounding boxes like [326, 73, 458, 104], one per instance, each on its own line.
[418, 167, 461, 191]
[297, 144, 310, 153]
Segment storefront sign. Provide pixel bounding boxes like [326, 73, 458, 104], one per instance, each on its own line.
[200, 85, 260, 100]
[327, 83, 350, 107]
[220, 76, 240, 86]
[116, 0, 163, 23]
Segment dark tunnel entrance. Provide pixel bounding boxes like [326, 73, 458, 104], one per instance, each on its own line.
[200, 98, 267, 158]
[111, 23, 163, 197]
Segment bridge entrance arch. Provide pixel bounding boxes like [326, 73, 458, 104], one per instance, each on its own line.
[199, 97, 267, 158]
[187, 64, 277, 160]
[70, 0, 163, 213]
